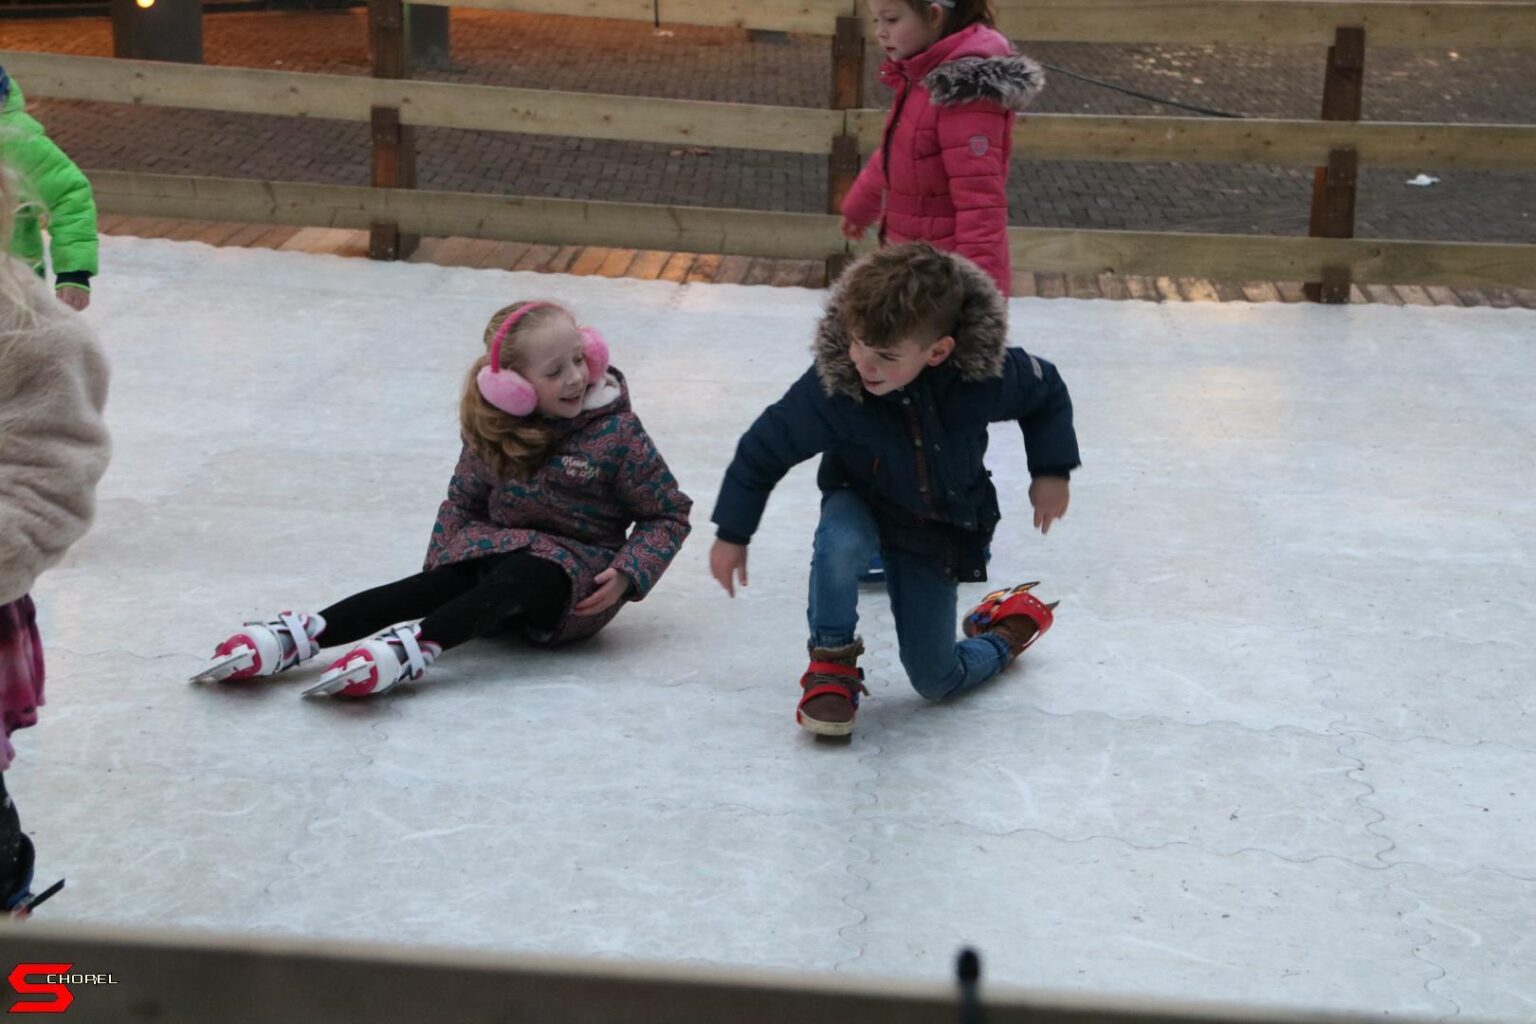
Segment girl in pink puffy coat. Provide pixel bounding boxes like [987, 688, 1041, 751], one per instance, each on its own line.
[841, 0, 1044, 296]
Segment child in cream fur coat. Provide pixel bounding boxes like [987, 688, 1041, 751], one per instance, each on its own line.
[0, 156, 111, 914]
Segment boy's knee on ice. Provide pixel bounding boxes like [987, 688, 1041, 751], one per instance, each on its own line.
[900, 645, 973, 703]
[906, 666, 961, 703]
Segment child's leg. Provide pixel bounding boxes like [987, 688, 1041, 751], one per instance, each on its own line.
[415, 553, 570, 652]
[0, 773, 34, 912]
[306, 554, 572, 699]
[806, 491, 881, 648]
[797, 492, 881, 734]
[317, 561, 484, 646]
[192, 565, 480, 685]
[884, 556, 1011, 702]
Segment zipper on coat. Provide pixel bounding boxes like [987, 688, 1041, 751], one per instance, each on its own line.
[901, 401, 940, 521]
[878, 71, 913, 244]
[901, 398, 961, 578]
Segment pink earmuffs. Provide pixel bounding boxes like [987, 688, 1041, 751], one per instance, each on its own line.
[476, 301, 611, 416]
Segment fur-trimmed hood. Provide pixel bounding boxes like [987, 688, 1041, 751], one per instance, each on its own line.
[925, 54, 1045, 112]
[879, 24, 1045, 114]
[812, 250, 1008, 402]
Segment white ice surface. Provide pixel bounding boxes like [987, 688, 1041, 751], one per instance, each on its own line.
[19, 236, 1536, 1021]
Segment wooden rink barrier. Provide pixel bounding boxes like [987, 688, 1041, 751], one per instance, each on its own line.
[4, 3, 1536, 293]
[0, 920, 1446, 1023]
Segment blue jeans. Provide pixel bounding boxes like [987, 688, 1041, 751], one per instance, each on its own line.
[807, 491, 1011, 701]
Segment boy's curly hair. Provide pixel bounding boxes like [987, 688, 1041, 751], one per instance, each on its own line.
[839, 242, 967, 349]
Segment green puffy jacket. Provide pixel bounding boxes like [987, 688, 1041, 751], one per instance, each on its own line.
[1, 75, 98, 288]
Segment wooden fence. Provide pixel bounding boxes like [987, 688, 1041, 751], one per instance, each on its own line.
[4, 0, 1535, 292]
[0, 920, 1446, 1024]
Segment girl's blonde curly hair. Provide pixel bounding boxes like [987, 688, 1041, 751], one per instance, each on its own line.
[457, 301, 570, 482]
[0, 151, 43, 321]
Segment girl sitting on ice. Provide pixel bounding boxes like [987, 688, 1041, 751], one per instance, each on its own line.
[191, 300, 692, 697]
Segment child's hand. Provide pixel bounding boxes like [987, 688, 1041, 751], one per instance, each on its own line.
[840, 218, 867, 242]
[572, 568, 631, 616]
[56, 288, 90, 311]
[1030, 477, 1070, 534]
[710, 539, 749, 597]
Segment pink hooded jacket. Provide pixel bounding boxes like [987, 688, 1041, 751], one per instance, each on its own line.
[841, 24, 1044, 295]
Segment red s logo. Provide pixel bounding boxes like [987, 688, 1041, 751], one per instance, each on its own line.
[8, 964, 73, 1014]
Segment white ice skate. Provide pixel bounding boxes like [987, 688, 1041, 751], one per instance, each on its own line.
[303, 624, 438, 699]
[189, 611, 326, 684]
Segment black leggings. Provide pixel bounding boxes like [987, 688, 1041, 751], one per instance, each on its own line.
[318, 553, 571, 653]
[0, 773, 26, 904]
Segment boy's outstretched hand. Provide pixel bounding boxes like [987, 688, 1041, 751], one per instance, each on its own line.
[1030, 477, 1070, 534]
[710, 539, 749, 597]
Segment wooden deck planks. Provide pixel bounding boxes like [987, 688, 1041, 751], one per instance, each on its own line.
[92, 219, 1527, 306]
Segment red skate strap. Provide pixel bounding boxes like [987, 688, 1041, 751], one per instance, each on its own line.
[800, 661, 863, 686]
[992, 591, 1055, 652]
[798, 661, 868, 710]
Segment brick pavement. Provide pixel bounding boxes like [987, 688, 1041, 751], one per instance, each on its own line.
[4, 8, 1535, 243]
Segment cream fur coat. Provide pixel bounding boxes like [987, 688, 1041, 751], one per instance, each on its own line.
[0, 256, 110, 605]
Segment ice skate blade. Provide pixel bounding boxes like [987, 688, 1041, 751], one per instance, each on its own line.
[9, 879, 65, 919]
[302, 658, 373, 698]
[814, 733, 854, 746]
[189, 645, 256, 684]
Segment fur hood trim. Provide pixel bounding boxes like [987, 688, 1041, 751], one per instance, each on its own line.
[812, 252, 1008, 402]
[925, 54, 1046, 112]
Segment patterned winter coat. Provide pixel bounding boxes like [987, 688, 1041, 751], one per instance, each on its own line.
[423, 369, 692, 645]
[711, 250, 1078, 584]
[840, 25, 1044, 295]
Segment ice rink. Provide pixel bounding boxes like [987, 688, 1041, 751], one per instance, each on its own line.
[19, 235, 1536, 1021]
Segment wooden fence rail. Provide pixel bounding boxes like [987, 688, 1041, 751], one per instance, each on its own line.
[8, 52, 1536, 172]
[86, 170, 1536, 289]
[993, 0, 1536, 47]
[87, 171, 848, 258]
[359, 0, 1536, 48]
[0, 920, 1443, 1024]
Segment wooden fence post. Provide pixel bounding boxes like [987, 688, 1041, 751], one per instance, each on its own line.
[368, 0, 419, 261]
[827, 12, 865, 282]
[1303, 26, 1365, 303]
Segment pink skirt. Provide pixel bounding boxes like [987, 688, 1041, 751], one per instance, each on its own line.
[0, 596, 44, 771]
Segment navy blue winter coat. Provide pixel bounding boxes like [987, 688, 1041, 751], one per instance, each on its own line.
[712, 252, 1079, 582]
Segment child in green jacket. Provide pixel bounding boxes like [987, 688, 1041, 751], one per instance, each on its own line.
[0, 66, 98, 311]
